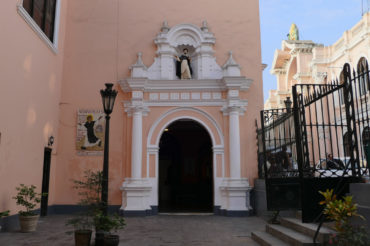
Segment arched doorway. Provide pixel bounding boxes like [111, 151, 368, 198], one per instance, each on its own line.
[158, 119, 213, 212]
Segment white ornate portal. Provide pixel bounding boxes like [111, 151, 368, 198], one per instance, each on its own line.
[119, 22, 253, 216]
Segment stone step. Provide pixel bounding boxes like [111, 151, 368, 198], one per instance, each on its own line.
[266, 224, 319, 246]
[280, 217, 335, 243]
[251, 231, 290, 246]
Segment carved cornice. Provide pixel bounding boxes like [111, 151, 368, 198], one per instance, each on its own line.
[123, 100, 150, 117]
[221, 100, 248, 116]
[271, 68, 287, 75]
[119, 77, 252, 92]
[292, 72, 311, 80]
[314, 72, 327, 83]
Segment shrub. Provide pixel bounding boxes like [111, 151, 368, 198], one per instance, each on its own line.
[319, 189, 370, 246]
[13, 184, 42, 216]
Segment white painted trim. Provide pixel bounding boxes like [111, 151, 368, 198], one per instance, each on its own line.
[119, 78, 253, 92]
[157, 116, 221, 148]
[312, 29, 370, 66]
[144, 101, 226, 107]
[145, 108, 225, 208]
[147, 107, 224, 147]
[17, 0, 61, 54]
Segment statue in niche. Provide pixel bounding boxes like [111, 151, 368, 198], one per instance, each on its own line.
[175, 48, 193, 79]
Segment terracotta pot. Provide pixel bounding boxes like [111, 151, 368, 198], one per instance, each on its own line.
[104, 234, 119, 246]
[75, 229, 92, 246]
[19, 215, 39, 232]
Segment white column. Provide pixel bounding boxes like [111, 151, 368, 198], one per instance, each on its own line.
[121, 105, 152, 215]
[229, 108, 241, 179]
[131, 110, 142, 178]
[220, 96, 251, 215]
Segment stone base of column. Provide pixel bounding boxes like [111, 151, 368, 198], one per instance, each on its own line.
[120, 178, 155, 216]
[219, 178, 252, 216]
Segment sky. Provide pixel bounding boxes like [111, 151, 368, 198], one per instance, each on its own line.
[259, 0, 368, 102]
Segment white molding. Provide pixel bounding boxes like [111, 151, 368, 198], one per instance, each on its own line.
[120, 178, 152, 211]
[220, 178, 252, 211]
[145, 109, 225, 210]
[119, 77, 253, 92]
[122, 101, 150, 117]
[17, 0, 61, 54]
[147, 107, 224, 147]
[312, 28, 370, 66]
[221, 100, 248, 116]
[143, 100, 226, 107]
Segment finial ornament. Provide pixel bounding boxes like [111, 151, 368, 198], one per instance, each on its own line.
[161, 20, 170, 33]
[134, 52, 145, 67]
[201, 20, 209, 32]
[224, 51, 238, 66]
[288, 23, 299, 40]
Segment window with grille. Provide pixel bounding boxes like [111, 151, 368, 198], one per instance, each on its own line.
[357, 57, 368, 96]
[22, 0, 57, 42]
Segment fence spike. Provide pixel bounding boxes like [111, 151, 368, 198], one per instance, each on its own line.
[360, 63, 365, 74]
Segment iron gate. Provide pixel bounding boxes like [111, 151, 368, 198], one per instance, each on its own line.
[258, 62, 370, 222]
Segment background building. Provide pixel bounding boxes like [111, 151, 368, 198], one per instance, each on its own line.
[265, 12, 370, 109]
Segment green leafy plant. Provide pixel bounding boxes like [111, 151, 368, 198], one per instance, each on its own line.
[67, 170, 125, 237]
[12, 184, 42, 216]
[71, 170, 103, 211]
[66, 170, 103, 233]
[66, 215, 93, 234]
[93, 210, 125, 234]
[328, 224, 370, 246]
[319, 189, 363, 232]
[319, 189, 370, 245]
[0, 210, 10, 218]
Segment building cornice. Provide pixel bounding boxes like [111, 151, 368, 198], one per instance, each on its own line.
[118, 77, 253, 93]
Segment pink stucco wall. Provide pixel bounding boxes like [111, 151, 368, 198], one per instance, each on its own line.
[55, 0, 262, 205]
[0, 0, 263, 208]
[0, 0, 68, 214]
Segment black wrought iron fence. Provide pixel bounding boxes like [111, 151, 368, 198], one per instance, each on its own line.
[256, 62, 370, 223]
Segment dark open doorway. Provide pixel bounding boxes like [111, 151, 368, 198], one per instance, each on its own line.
[158, 119, 213, 212]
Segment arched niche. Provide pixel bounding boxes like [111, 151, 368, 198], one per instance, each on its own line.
[142, 22, 223, 80]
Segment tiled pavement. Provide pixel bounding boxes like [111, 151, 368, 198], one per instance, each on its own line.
[0, 215, 265, 246]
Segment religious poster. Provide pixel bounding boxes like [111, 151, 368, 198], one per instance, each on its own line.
[76, 109, 105, 156]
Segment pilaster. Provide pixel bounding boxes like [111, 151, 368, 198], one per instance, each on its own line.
[218, 74, 252, 215]
[120, 89, 152, 215]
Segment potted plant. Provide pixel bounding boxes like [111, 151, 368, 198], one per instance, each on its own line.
[0, 210, 10, 231]
[93, 210, 125, 246]
[12, 184, 42, 232]
[67, 170, 103, 246]
[66, 215, 93, 246]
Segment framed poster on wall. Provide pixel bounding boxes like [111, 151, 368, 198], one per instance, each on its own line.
[76, 109, 105, 156]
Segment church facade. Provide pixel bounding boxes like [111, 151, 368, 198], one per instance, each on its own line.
[0, 0, 262, 217]
[265, 13, 370, 109]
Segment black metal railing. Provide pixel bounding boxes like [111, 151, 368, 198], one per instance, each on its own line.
[256, 62, 370, 225]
